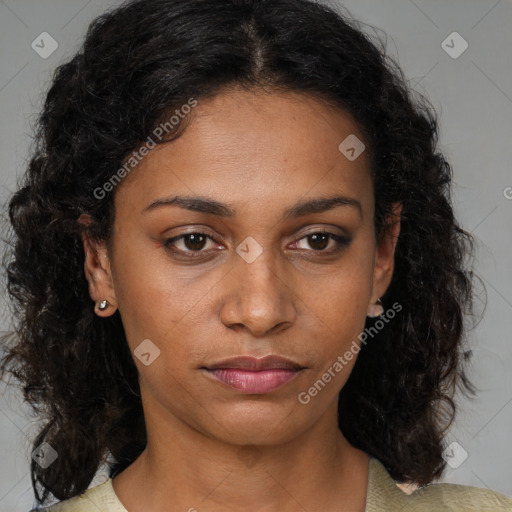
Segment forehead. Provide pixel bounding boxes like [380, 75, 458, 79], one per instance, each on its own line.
[174, 87, 369, 168]
[115, 88, 373, 219]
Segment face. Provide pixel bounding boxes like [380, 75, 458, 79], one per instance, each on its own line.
[81, 87, 400, 446]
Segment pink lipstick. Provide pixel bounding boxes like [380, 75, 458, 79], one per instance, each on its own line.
[202, 355, 305, 394]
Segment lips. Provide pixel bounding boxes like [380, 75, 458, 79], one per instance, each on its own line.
[204, 355, 305, 371]
[202, 355, 306, 394]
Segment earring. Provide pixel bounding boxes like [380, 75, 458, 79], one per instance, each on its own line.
[97, 299, 110, 311]
[367, 298, 384, 318]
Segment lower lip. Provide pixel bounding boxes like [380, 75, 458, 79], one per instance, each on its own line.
[204, 368, 301, 393]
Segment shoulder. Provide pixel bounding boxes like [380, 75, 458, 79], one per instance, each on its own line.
[403, 481, 512, 511]
[33, 478, 127, 512]
[367, 457, 512, 512]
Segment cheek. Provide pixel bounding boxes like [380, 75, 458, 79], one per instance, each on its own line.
[301, 239, 375, 377]
[110, 236, 203, 341]
[110, 241, 225, 389]
[302, 241, 374, 326]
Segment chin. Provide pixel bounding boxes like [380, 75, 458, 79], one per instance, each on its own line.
[202, 407, 307, 446]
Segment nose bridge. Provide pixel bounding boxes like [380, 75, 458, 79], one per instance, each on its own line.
[220, 236, 296, 334]
[238, 242, 278, 293]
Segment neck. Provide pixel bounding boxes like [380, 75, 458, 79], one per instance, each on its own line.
[112, 397, 369, 512]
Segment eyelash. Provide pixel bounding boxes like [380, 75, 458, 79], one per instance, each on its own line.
[163, 231, 352, 259]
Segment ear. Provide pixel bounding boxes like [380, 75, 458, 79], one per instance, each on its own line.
[78, 213, 117, 317]
[370, 202, 402, 304]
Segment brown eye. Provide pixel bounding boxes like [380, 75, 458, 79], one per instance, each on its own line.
[291, 232, 352, 253]
[164, 232, 217, 256]
[181, 233, 208, 251]
[306, 233, 330, 250]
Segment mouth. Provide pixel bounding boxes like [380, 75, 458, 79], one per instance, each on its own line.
[201, 355, 307, 394]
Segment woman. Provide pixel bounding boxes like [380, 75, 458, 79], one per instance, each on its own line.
[1, 0, 511, 510]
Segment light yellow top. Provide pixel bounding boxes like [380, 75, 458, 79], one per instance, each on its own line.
[37, 456, 512, 511]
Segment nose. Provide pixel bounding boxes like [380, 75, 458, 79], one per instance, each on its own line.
[219, 244, 297, 337]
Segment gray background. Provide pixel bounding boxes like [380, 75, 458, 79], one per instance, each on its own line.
[1, 0, 511, 510]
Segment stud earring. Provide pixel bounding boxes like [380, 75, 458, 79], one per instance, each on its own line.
[97, 300, 110, 311]
[367, 298, 384, 318]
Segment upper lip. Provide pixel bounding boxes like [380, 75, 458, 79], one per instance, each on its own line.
[203, 355, 305, 371]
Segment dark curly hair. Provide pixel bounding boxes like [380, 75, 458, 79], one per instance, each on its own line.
[1, 0, 480, 506]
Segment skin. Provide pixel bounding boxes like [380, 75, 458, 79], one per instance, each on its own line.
[81, 86, 401, 512]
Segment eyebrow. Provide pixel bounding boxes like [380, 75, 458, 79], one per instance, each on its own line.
[142, 194, 363, 219]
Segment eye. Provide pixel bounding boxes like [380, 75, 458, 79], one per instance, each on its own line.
[163, 232, 220, 257]
[289, 231, 352, 254]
